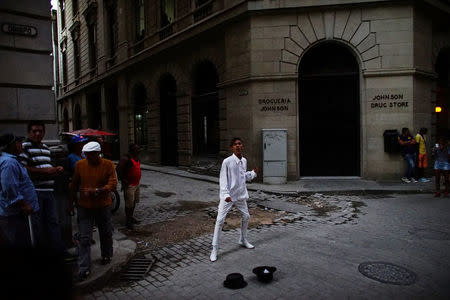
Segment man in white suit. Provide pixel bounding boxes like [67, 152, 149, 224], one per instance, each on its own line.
[210, 137, 258, 262]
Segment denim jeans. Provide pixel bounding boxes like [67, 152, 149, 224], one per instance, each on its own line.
[77, 206, 113, 273]
[0, 213, 40, 248]
[36, 191, 65, 253]
[404, 153, 416, 179]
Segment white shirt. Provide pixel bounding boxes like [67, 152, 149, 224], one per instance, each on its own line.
[219, 154, 257, 202]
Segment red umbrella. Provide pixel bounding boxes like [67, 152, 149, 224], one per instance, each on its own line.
[62, 128, 117, 136]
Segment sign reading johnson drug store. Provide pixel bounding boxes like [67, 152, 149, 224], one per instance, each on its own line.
[366, 88, 412, 111]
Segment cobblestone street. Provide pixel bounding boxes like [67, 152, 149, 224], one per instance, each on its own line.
[81, 170, 450, 299]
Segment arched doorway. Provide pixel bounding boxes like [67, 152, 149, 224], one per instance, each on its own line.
[192, 60, 219, 157]
[299, 43, 360, 176]
[159, 74, 178, 165]
[132, 83, 148, 146]
[73, 104, 82, 130]
[435, 49, 450, 138]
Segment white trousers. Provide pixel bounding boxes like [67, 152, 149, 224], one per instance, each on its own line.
[212, 199, 250, 247]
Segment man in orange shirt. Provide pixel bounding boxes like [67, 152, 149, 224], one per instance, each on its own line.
[69, 141, 118, 281]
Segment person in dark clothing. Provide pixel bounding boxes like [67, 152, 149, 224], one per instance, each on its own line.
[398, 127, 417, 183]
[67, 135, 88, 176]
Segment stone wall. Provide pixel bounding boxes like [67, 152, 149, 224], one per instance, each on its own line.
[0, 0, 57, 139]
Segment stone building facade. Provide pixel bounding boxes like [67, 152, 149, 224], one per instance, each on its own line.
[55, 0, 450, 180]
[0, 0, 57, 140]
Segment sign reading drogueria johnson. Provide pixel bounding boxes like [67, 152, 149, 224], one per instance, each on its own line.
[258, 97, 292, 112]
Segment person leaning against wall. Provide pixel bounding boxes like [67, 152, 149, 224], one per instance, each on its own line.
[398, 127, 417, 183]
[414, 128, 430, 183]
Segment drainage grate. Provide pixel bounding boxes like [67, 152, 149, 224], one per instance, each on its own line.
[120, 258, 153, 281]
[358, 262, 416, 285]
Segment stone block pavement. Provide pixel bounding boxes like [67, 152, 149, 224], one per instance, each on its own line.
[84, 193, 450, 299]
[91, 223, 304, 300]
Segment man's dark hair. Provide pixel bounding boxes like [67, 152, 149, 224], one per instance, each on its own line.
[401, 127, 409, 135]
[419, 127, 427, 135]
[230, 137, 243, 147]
[27, 120, 46, 133]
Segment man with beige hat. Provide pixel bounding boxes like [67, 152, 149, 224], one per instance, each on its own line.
[69, 141, 118, 281]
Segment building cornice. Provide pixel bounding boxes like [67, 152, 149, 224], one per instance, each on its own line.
[363, 68, 438, 79]
[218, 74, 297, 88]
[216, 68, 438, 88]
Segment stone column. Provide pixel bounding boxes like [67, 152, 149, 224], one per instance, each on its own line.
[177, 92, 191, 166]
[100, 83, 107, 130]
[81, 92, 88, 128]
[116, 0, 129, 63]
[96, 0, 106, 75]
[118, 74, 129, 156]
[218, 87, 227, 158]
[68, 97, 73, 131]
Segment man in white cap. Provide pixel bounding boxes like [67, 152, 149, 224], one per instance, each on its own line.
[210, 137, 258, 262]
[69, 141, 118, 281]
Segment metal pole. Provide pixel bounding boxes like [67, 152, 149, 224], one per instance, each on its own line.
[28, 215, 35, 247]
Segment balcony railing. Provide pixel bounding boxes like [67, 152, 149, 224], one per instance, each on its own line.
[158, 24, 174, 41]
[129, 0, 228, 56]
[194, 1, 214, 22]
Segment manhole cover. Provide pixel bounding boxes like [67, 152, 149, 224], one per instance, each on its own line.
[411, 229, 450, 241]
[358, 262, 417, 285]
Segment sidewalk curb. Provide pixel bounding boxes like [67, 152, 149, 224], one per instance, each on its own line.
[74, 239, 137, 293]
[140, 164, 434, 196]
[247, 188, 434, 196]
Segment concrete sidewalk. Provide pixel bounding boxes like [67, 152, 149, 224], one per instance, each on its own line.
[140, 164, 435, 195]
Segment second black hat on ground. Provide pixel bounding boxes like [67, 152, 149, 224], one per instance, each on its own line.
[253, 266, 277, 283]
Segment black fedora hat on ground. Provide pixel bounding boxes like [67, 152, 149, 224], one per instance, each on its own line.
[253, 266, 277, 283]
[223, 273, 248, 289]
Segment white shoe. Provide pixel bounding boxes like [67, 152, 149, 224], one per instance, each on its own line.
[401, 177, 411, 183]
[410, 178, 418, 183]
[210, 249, 217, 262]
[239, 240, 255, 249]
